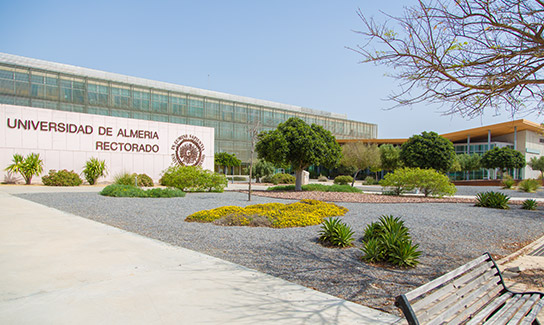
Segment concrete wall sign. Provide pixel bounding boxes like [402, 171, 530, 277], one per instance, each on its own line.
[0, 104, 214, 183]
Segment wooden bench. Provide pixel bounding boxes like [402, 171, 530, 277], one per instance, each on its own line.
[395, 253, 544, 325]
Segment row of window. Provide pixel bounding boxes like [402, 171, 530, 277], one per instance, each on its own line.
[0, 65, 376, 139]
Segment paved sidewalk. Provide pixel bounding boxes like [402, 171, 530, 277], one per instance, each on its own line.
[0, 188, 399, 325]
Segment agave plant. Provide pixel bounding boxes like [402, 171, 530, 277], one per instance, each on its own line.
[318, 217, 355, 247]
[475, 191, 510, 209]
[361, 214, 421, 268]
[522, 199, 538, 210]
[5, 153, 44, 185]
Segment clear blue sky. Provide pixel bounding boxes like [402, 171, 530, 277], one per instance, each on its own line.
[1, 0, 540, 138]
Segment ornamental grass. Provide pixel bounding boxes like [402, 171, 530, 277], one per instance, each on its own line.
[185, 199, 348, 228]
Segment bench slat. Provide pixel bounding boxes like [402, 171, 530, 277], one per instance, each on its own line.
[448, 285, 503, 325]
[519, 296, 544, 325]
[506, 294, 541, 325]
[425, 277, 502, 325]
[405, 254, 490, 301]
[466, 292, 513, 325]
[411, 261, 494, 311]
[487, 294, 530, 325]
[484, 294, 522, 324]
[418, 271, 499, 322]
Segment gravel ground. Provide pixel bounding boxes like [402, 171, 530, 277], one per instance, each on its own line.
[16, 191, 544, 314]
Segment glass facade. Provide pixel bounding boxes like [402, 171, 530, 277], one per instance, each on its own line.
[0, 61, 377, 163]
[449, 142, 521, 180]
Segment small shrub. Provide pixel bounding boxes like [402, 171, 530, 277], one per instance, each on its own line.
[83, 157, 107, 185]
[100, 184, 185, 198]
[318, 217, 355, 247]
[135, 173, 154, 187]
[42, 169, 82, 186]
[522, 199, 538, 210]
[364, 176, 378, 185]
[334, 175, 353, 185]
[379, 167, 456, 197]
[186, 200, 348, 228]
[269, 173, 296, 185]
[318, 175, 328, 182]
[160, 165, 227, 192]
[501, 175, 515, 189]
[361, 215, 421, 268]
[475, 191, 510, 209]
[114, 172, 135, 186]
[518, 179, 541, 193]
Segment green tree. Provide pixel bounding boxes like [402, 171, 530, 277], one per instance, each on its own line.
[82, 157, 107, 185]
[379, 144, 402, 171]
[5, 153, 44, 185]
[252, 160, 275, 183]
[353, 0, 544, 117]
[256, 117, 342, 191]
[400, 132, 455, 173]
[214, 152, 241, 175]
[341, 142, 381, 184]
[457, 154, 482, 180]
[528, 156, 544, 180]
[481, 147, 525, 179]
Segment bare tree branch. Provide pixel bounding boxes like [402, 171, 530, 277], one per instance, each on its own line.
[350, 0, 544, 117]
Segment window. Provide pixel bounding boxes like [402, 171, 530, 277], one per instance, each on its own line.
[88, 81, 109, 106]
[111, 85, 130, 108]
[60, 77, 85, 104]
[220, 102, 233, 121]
[170, 94, 186, 115]
[151, 91, 168, 113]
[235, 104, 248, 123]
[188, 97, 204, 117]
[205, 100, 220, 119]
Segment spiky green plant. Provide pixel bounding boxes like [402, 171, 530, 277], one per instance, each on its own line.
[522, 199, 538, 210]
[518, 179, 541, 193]
[5, 153, 44, 185]
[475, 191, 510, 209]
[318, 217, 355, 247]
[82, 157, 107, 185]
[361, 215, 421, 268]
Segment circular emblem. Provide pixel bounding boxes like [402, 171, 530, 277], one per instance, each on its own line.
[171, 134, 205, 166]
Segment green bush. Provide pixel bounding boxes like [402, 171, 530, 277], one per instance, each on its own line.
[135, 173, 154, 187]
[318, 175, 328, 182]
[267, 184, 362, 193]
[42, 169, 82, 186]
[5, 153, 44, 185]
[363, 176, 378, 185]
[475, 191, 510, 209]
[271, 173, 296, 185]
[114, 172, 135, 186]
[518, 179, 541, 193]
[100, 184, 185, 198]
[501, 175, 515, 189]
[379, 167, 456, 197]
[522, 199, 538, 210]
[361, 215, 421, 268]
[83, 157, 107, 185]
[334, 175, 353, 185]
[159, 165, 227, 192]
[318, 217, 355, 247]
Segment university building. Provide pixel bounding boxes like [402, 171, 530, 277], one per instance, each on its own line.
[339, 119, 544, 180]
[0, 52, 377, 170]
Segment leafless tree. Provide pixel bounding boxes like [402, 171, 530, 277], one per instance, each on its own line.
[352, 0, 544, 117]
[247, 120, 261, 201]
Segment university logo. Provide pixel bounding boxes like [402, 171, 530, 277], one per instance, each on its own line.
[171, 134, 205, 166]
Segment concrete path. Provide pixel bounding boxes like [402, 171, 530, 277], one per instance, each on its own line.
[0, 187, 399, 325]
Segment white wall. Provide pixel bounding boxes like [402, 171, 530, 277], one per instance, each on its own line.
[0, 104, 214, 184]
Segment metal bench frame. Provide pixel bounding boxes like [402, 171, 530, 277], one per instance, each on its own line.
[395, 252, 544, 325]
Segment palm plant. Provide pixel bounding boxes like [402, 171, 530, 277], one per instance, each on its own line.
[5, 153, 44, 185]
[82, 158, 107, 185]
